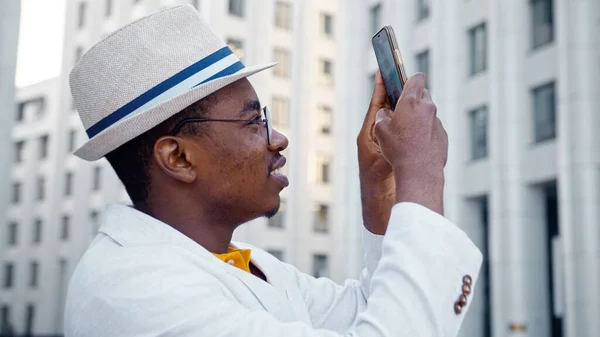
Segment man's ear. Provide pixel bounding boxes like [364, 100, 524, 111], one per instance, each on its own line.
[153, 136, 201, 184]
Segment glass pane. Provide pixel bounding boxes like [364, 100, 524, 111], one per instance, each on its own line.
[312, 254, 329, 278]
[371, 4, 382, 35]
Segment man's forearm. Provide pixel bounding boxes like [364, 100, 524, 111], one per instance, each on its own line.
[360, 178, 395, 235]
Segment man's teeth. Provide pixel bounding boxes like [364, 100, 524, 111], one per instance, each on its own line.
[270, 168, 282, 176]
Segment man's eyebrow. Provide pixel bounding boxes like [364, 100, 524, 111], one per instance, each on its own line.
[239, 100, 261, 117]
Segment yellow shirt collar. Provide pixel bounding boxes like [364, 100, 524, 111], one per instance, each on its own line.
[212, 246, 252, 273]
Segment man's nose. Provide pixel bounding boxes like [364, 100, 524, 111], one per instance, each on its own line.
[269, 128, 288, 152]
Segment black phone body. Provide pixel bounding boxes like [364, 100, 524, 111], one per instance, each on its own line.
[372, 26, 408, 109]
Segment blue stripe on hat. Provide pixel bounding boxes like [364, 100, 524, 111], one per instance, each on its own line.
[86, 46, 243, 138]
[194, 61, 246, 88]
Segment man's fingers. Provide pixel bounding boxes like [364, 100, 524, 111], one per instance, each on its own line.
[375, 108, 393, 125]
[423, 88, 432, 101]
[401, 73, 427, 103]
[362, 70, 390, 132]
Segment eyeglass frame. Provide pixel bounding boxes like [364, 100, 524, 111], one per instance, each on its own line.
[168, 106, 273, 145]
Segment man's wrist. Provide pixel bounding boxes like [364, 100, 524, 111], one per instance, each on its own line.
[393, 167, 445, 215]
[360, 179, 395, 235]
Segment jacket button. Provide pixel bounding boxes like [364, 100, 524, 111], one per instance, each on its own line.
[454, 301, 462, 314]
[462, 283, 472, 295]
[458, 294, 468, 307]
[463, 275, 472, 286]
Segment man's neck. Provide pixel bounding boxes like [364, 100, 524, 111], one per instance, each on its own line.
[136, 203, 235, 254]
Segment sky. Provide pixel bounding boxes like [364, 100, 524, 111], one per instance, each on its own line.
[15, 0, 67, 88]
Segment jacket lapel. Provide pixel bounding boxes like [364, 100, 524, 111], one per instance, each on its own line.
[99, 204, 297, 319]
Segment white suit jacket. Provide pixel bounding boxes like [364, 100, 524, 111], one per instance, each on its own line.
[64, 202, 482, 336]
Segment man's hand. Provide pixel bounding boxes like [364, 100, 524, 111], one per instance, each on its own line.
[357, 70, 395, 235]
[373, 73, 448, 215]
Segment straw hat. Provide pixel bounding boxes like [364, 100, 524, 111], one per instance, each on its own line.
[70, 5, 277, 161]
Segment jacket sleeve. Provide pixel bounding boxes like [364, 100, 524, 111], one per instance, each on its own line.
[279, 220, 383, 333]
[66, 202, 482, 337]
[281, 202, 483, 336]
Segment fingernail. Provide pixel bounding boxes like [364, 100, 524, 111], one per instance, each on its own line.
[375, 109, 387, 124]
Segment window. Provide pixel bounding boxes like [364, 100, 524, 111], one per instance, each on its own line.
[36, 176, 45, 201]
[313, 204, 329, 233]
[321, 13, 334, 38]
[3, 263, 14, 289]
[16, 102, 24, 122]
[317, 105, 332, 135]
[1, 305, 11, 335]
[77, 2, 87, 29]
[273, 48, 291, 78]
[530, 0, 554, 49]
[319, 59, 334, 85]
[532, 82, 556, 142]
[65, 172, 73, 196]
[267, 250, 284, 261]
[228, 0, 244, 18]
[11, 183, 21, 204]
[370, 4, 382, 35]
[68, 130, 77, 152]
[369, 72, 376, 94]
[14, 141, 25, 163]
[312, 254, 329, 278]
[274, 2, 292, 30]
[93, 166, 102, 191]
[105, 0, 113, 17]
[316, 154, 331, 184]
[468, 23, 487, 76]
[8, 222, 18, 246]
[469, 106, 488, 160]
[226, 38, 245, 61]
[29, 261, 38, 288]
[24, 304, 35, 336]
[268, 200, 285, 228]
[272, 97, 289, 128]
[60, 215, 70, 241]
[90, 211, 100, 235]
[75, 46, 84, 65]
[417, 0, 430, 21]
[39, 135, 49, 159]
[17, 97, 45, 120]
[33, 219, 42, 244]
[416, 49, 430, 88]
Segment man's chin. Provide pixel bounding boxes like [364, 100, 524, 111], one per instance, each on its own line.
[264, 203, 280, 219]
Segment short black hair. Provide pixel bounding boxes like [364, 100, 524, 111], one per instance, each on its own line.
[105, 95, 217, 208]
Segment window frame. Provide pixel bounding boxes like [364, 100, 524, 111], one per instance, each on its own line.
[468, 22, 487, 76]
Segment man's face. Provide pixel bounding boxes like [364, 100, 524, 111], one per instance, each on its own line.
[187, 79, 289, 224]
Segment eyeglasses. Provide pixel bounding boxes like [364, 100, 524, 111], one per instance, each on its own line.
[169, 106, 273, 145]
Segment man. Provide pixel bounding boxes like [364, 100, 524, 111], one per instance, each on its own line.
[65, 5, 482, 337]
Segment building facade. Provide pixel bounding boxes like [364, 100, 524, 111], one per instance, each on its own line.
[0, 0, 22, 335]
[2, 0, 343, 335]
[338, 1, 600, 337]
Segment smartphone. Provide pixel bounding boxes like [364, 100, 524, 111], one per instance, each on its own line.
[372, 26, 408, 109]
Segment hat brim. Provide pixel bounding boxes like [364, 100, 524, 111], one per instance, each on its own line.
[74, 62, 278, 161]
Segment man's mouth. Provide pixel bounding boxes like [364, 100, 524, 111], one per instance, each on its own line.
[269, 168, 284, 177]
[268, 156, 289, 188]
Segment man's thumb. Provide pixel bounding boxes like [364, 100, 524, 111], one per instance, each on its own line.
[373, 108, 393, 139]
[370, 70, 389, 109]
[375, 108, 393, 125]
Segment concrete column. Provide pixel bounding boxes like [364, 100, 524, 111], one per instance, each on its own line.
[0, 0, 20, 251]
[489, 1, 552, 336]
[432, 0, 462, 223]
[556, 0, 600, 336]
[336, 0, 365, 280]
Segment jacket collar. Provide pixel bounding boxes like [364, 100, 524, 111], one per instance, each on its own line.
[98, 204, 296, 317]
[99, 203, 216, 261]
